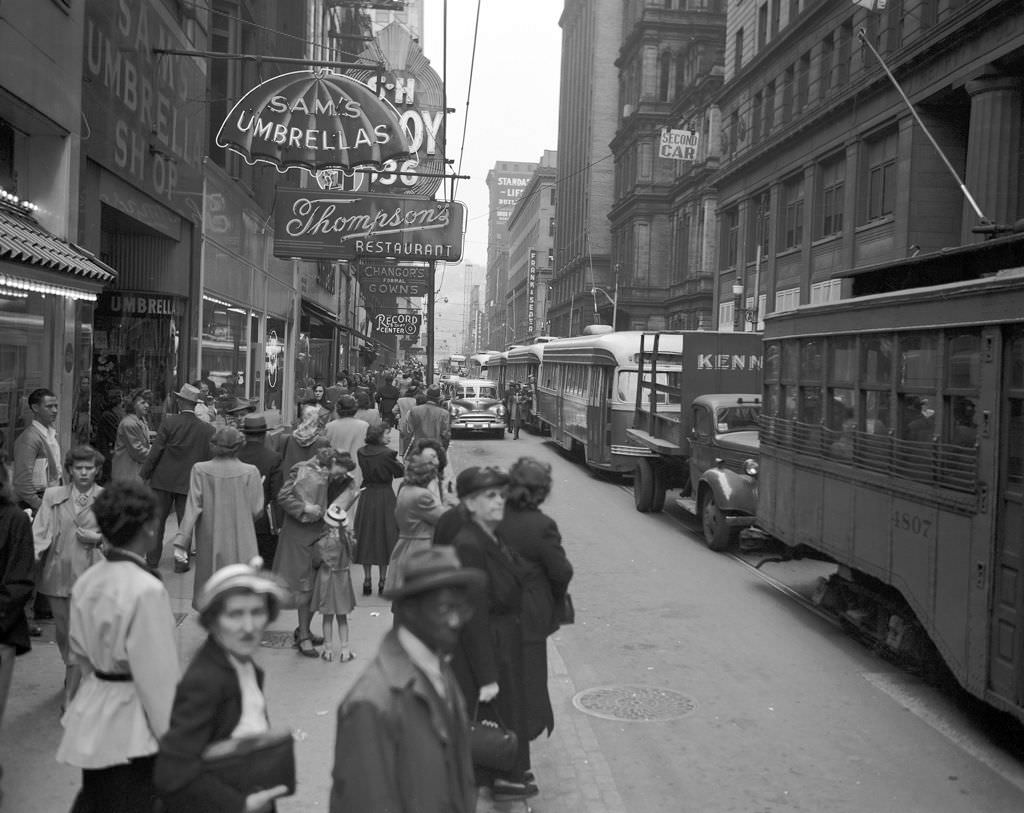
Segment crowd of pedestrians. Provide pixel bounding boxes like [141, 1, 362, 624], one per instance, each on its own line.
[0, 364, 575, 810]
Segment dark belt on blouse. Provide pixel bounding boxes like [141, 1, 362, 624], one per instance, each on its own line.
[94, 670, 133, 682]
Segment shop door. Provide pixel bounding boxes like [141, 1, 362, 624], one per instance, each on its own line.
[991, 327, 1024, 703]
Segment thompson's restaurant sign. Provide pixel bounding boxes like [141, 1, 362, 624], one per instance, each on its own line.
[273, 188, 465, 261]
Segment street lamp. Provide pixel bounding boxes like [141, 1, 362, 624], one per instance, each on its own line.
[591, 263, 619, 329]
[732, 278, 759, 329]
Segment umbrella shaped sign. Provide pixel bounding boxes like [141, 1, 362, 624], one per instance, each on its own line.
[215, 69, 413, 174]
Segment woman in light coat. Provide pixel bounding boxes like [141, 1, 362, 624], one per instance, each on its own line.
[170, 427, 263, 609]
[383, 454, 447, 593]
[111, 389, 152, 481]
[57, 480, 179, 813]
[34, 445, 105, 708]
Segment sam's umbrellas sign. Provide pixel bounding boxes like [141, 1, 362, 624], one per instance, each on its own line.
[357, 261, 430, 297]
[215, 69, 413, 173]
[372, 312, 422, 337]
[273, 187, 465, 262]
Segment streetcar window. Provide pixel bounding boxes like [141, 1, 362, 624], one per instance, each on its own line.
[1008, 399, 1024, 486]
[827, 388, 855, 432]
[799, 387, 822, 424]
[618, 371, 669, 404]
[861, 335, 892, 386]
[862, 390, 891, 435]
[947, 395, 979, 447]
[1011, 335, 1024, 390]
[947, 332, 981, 389]
[899, 333, 939, 389]
[782, 340, 799, 382]
[828, 336, 856, 384]
[899, 394, 935, 442]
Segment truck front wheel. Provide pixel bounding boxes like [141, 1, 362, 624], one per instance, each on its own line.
[633, 458, 663, 513]
[700, 491, 733, 551]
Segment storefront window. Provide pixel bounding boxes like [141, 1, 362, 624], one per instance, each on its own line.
[297, 309, 336, 391]
[201, 296, 248, 398]
[93, 292, 183, 430]
[259, 318, 287, 412]
[0, 291, 49, 457]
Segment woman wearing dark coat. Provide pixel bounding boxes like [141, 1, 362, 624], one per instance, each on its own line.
[448, 466, 534, 802]
[155, 561, 290, 813]
[353, 423, 403, 596]
[496, 457, 573, 739]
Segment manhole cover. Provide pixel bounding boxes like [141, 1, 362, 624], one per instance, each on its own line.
[572, 685, 696, 722]
[261, 631, 295, 649]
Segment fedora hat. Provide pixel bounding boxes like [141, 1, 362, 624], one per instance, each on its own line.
[382, 546, 486, 601]
[425, 386, 442, 403]
[456, 465, 510, 499]
[223, 396, 254, 415]
[241, 413, 269, 434]
[174, 383, 202, 402]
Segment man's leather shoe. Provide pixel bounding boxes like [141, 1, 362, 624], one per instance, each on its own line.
[492, 779, 539, 799]
[173, 561, 191, 574]
[29, 625, 42, 637]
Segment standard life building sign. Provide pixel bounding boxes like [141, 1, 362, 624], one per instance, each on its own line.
[273, 188, 465, 262]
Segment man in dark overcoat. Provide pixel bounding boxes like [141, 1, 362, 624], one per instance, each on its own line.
[405, 387, 451, 453]
[330, 546, 483, 813]
[236, 413, 283, 565]
[139, 384, 215, 571]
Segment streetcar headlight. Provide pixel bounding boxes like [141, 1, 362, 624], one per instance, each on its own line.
[744, 458, 759, 477]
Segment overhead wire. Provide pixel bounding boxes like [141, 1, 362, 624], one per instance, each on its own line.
[451, 0, 483, 204]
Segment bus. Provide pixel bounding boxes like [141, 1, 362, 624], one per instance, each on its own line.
[534, 329, 685, 473]
[467, 352, 493, 379]
[758, 231, 1024, 723]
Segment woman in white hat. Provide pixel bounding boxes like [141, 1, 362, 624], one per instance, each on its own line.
[154, 559, 290, 813]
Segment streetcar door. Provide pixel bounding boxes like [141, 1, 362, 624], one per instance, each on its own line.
[586, 367, 610, 466]
[992, 328, 1024, 703]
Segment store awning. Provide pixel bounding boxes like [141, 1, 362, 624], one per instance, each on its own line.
[0, 205, 116, 284]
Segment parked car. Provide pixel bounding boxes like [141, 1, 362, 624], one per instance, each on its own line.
[447, 378, 506, 439]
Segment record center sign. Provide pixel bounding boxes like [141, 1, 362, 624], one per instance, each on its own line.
[273, 187, 465, 262]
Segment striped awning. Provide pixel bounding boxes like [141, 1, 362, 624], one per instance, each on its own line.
[0, 205, 116, 284]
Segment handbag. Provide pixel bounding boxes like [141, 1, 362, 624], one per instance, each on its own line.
[554, 592, 575, 626]
[468, 703, 518, 773]
[200, 729, 296, 796]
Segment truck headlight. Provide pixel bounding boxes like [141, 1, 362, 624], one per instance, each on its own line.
[744, 458, 759, 477]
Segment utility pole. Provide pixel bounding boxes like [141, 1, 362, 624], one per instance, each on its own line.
[426, 260, 435, 384]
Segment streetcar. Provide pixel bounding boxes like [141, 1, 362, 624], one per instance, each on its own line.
[505, 343, 547, 434]
[467, 352, 492, 379]
[758, 231, 1024, 724]
[534, 328, 685, 473]
[481, 350, 507, 385]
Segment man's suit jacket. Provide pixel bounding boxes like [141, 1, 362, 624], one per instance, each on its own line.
[406, 403, 451, 449]
[237, 438, 283, 536]
[12, 423, 61, 509]
[139, 411, 215, 495]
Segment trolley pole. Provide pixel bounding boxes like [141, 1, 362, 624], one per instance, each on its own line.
[426, 261, 435, 385]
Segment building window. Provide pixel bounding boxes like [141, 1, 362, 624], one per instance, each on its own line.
[734, 28, 744, 73]
[719, 300, 735, 332]
[781, 175, 804, 250]
[549, 217, 555, 237]
[776, 287, 800, 312]
[810, 279, 842, 304]
[771, 0, 781, 37]
[782, 65, 795, 123]
[550, 187, 556, 206]
[729, 109, 740, 154]
[796, 51, 811, 112]
[639, 141, 653, 180]
[764, 80, 776, 133]
[789, 0, 800, 20]
[865, 129, 898, 222]
[722, 206, 740, 268]
[820, 33, 835, 99]
[659, 52, 672, 102]
[758, 3, 768, 49]
[748, 190, 771, 259]
[818, 153, 845, 237]
[837, 20, 852, 86]
[752, 91, 763, 142]
[635, 222, 651, 280]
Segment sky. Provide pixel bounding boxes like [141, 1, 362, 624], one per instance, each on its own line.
[418, 0, 563, 353]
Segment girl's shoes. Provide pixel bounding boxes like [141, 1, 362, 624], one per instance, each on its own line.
[321, 650, 334, 662]
[378, 578, 386, 596]
[362, 578, 372, 596]
[339, 651, 356, 663]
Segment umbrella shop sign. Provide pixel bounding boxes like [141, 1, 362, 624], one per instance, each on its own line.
[215, 69, 412, 174]
[372, 312, 422, 337]
[357, 261, 430, 297]
[273, 187, 465, 262]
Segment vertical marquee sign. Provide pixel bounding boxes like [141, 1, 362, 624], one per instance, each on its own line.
[528, 249, 538, 335]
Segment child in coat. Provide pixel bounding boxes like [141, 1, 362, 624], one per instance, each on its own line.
[311, 502, 357, 662]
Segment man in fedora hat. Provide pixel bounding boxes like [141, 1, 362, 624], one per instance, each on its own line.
[139, 383, 216, 571]
[330, 547, 483, 813]
[405, 386, 450, 456]
[236, 413, 283, 564]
